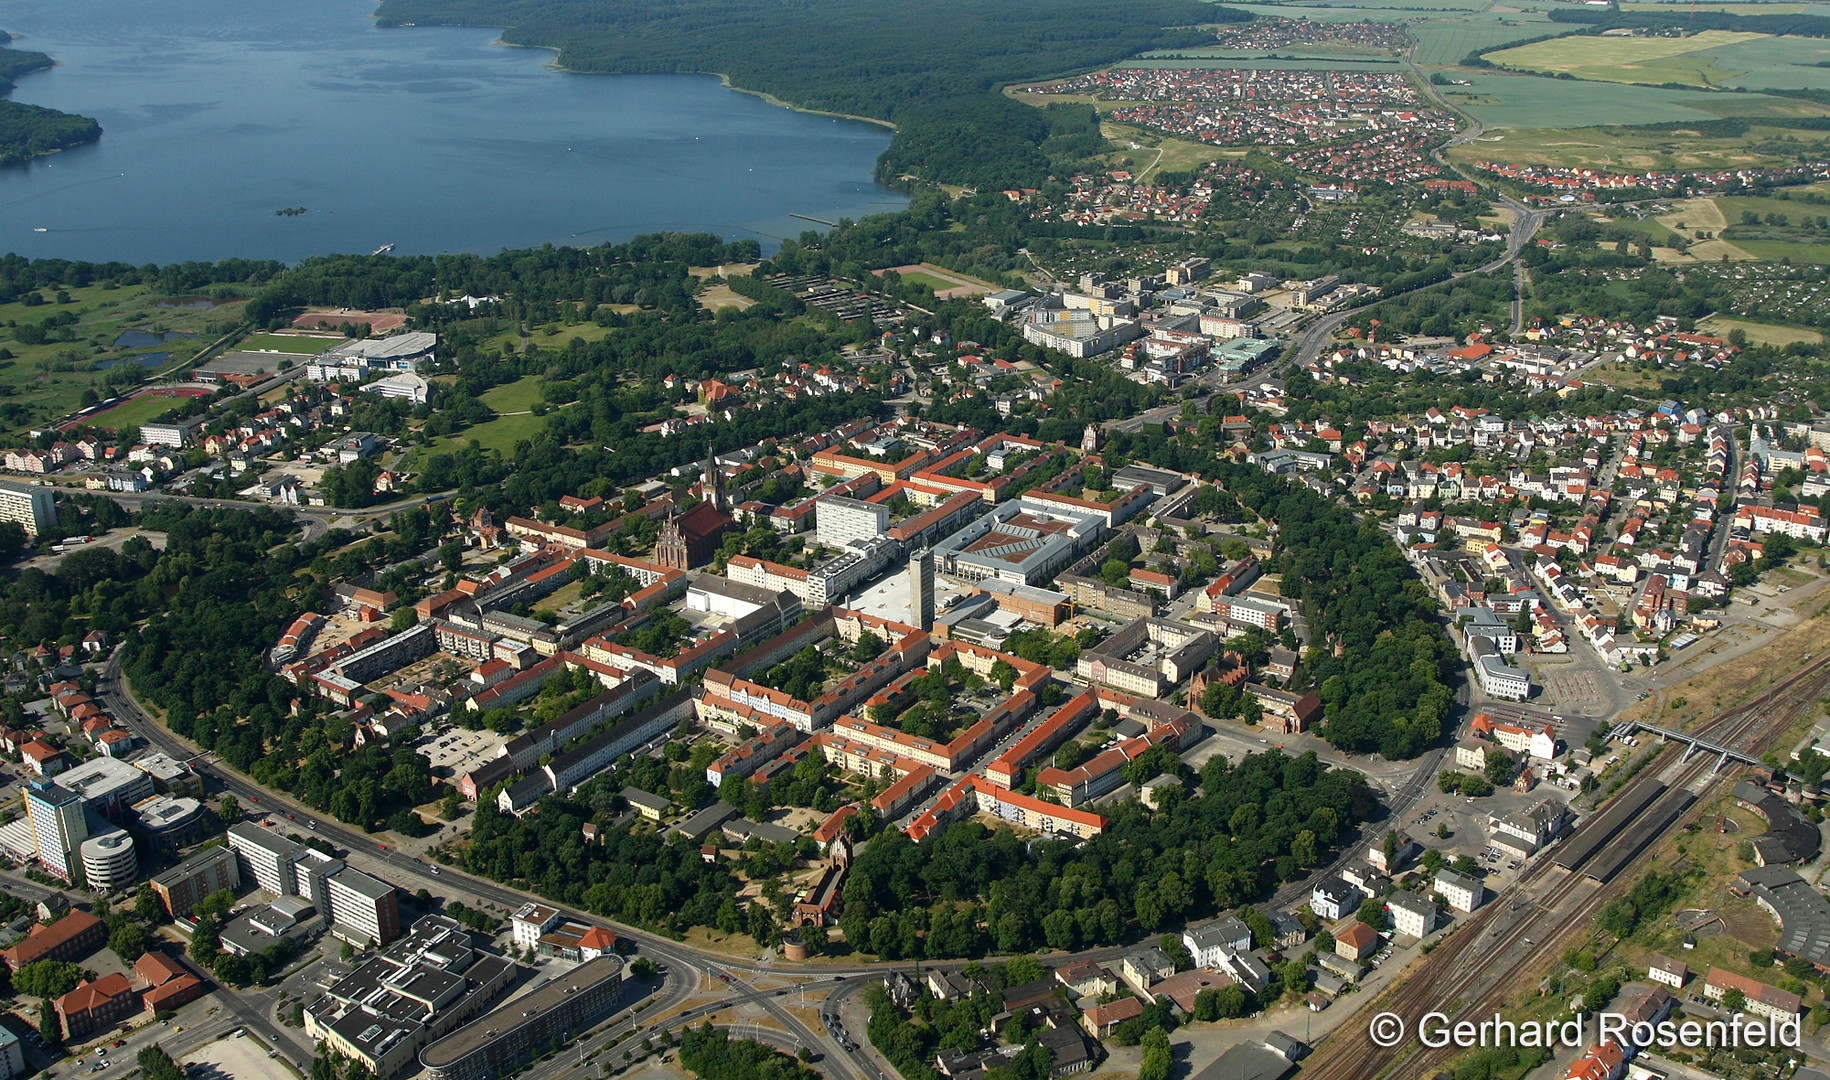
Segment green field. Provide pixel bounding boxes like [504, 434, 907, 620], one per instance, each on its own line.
[85, 394, 189, 432]
[0, 283, 242, 435]
[1697, 314, 1824, 344]
[1686, 33, 1830, 89]
[478, 375, 546, 414]
[1451, 118, 1813, 171]
[241, 333, 339, 355]
[1721, 238, 1830, 262]
[429, 410, 551, 457]
[1484, 30, 1770, 87]
[1440, 72, 1798, 128]
[1410, 13, 1558, 67]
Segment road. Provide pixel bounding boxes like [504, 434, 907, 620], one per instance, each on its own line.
[91, 487, 457, 543]
[96, 654, 871, 1080]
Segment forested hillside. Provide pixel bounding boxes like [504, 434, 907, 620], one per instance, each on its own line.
[373, 0, 1235, 189]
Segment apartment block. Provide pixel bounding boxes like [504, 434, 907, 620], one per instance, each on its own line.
[0, 480, 56, 536]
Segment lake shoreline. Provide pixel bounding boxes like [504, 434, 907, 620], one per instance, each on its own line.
[482, 35, 899, 132]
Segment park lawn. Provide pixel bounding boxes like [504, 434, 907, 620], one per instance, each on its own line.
[478, 375, 546, 415]
[1483, 30, 1768, 87]
[1100, 126, 1234, 182]
[240, 333, 339, 354]
[529, 321, 622, 347]
[430, 410, 551, 457]
[1699, 315, 1824, 346]
[85, 394, 188, 432]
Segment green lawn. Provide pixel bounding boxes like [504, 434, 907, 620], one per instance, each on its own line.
[86, 394, 188, 431]
[428, 410, 552, 457]
[478, 375, 546, 414]
[241, 333, 339, 355]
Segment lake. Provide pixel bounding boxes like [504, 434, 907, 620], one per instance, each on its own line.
[0, 0, 907, 263]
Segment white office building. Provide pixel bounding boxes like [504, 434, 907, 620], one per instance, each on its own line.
[817, 496, 890, 549]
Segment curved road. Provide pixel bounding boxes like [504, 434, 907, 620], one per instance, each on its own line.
[97, 654, 870, 1079]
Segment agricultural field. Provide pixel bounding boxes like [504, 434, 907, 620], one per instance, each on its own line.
[1684, 32, 1830, 89]
[1483, 30, 1770, 86]
[1409, 12, 1559, 67]
[1438, 73, 1752, 128]
[1450, 119, 1797, 172]
[0, 282, 243, 436]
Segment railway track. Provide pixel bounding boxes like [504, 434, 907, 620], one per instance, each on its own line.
[1300, 654, 1830, 1080]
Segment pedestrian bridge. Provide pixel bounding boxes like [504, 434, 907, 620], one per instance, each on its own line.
[1617, 721, 1760, 771]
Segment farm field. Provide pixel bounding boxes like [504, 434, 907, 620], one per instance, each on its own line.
[0, 283, 242, 436]
[1483, 30, 1768, 86]
[1438, 70, 1828, 131]
[1684, 33, 1830, 89]
[1409, 12, 1558, 67]
[1449, 119, 1802, 171]
[1622, 2, 1809, 11]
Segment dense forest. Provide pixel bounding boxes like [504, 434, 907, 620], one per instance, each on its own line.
[372, 0, 1238, 189]
[0, 35, 101, 165]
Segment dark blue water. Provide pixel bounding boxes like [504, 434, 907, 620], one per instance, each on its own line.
[112, 330, 197, 349]
[0, 0, 906, 263]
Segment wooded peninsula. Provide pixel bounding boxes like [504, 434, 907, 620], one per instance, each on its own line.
[373, 0, 1241, 190]
[0, 31, 101, 165]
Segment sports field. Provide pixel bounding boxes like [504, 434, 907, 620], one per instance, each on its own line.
[85, 393, 189, 431]
[240, 333, 339, 354]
